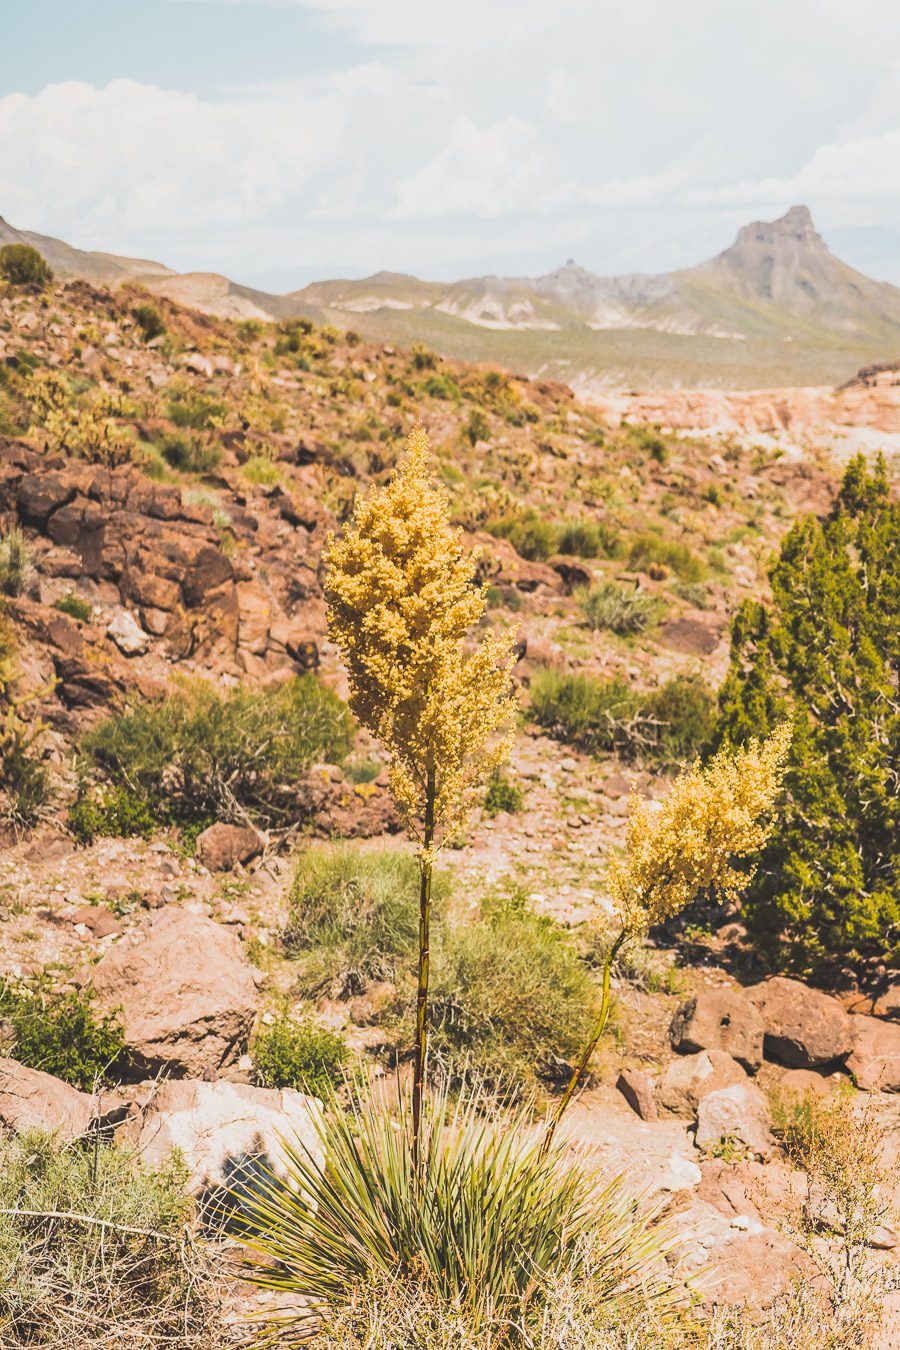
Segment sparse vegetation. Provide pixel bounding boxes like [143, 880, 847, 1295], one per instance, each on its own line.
[486, 508, 558, 561]
[53, 592, 92, 622]
[157, 432, 221, 474]
[558, 519, 621, 559]
[579, 580, 659, 634]
[285, 844, 450, 998]
[483, 770, 524, 816]
[0, 529, 30, 597]
[80, 675, 354, 831]
[0, 243, 53, 289]
[0, 979, 125, 1089]
[627, 531, 707, 582]
[253, 1012, 349, 1096]
[131, 302, 166, 342]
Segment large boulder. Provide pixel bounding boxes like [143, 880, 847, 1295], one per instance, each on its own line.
[90, 909, 260, 1078]
[0, 1058, 95, 1142]
[747, 976, 853, 1068]
[666, 1199, 813, 1312]
[847, 1015, 900, 1092]
[615, 1068, 658, 1121]
[132, 1079, 322, 1203]
[195, 822, 264, 873]
[695, 1083, 775, 1161]
[669, 988, 764, 1073]
[658, 1050, 748, 1119]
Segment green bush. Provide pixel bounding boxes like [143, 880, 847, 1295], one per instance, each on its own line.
[253, 1014, 348, 1096]
[53, 592, 92, 622]
[627, 531, 706, 582]
[284, 844, 449, 997]
[0, 529, 29, 597]
[483, 771, 524, 816]
[431, 888, 599, 1099]
[81, 675, 354, 830]
[0, 1132, 216, 1346]
[68, 783, 157, 845]
[530, 669, 713, 767]
[557, 520, 620, 559]
[464, 408, 490, 445]
[486, 510, 558, 562]
[241, 454, 281, 485]
[579, 581, 658, 634]
[238, 1081, 663, 1339]
[411, 344, 437, 371]
[713, 454, 900, 973]
[0, 980, 125, 1090]
[0, 243, 52, 289]
[132, 302, 166, 342]
[157, 433, 221, 474]
[166, 387, 225, 430]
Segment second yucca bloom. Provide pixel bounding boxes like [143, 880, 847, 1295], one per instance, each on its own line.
[323, 427, 518, 1156]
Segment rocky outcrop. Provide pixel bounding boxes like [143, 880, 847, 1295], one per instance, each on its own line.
[669, 989, 764, 1073]
[89, 909, 260, 1078]
[847, 1015, 900, 1092]
[294, 765, 403, 838]
[129, 1078, 322, 1202]
[747, 976, 853, 1069]
[658, 1049, 748, 1118]
[195, 823, 264, 873]
[0, 1058, 95, 1142]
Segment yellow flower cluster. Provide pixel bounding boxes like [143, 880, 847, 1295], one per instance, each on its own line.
[606, 722, 792, 938]
[323, 427, 517, 844]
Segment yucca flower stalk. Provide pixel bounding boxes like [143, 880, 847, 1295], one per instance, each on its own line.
[542, 723, 792, 1155]
[323, 427, 517, 1159]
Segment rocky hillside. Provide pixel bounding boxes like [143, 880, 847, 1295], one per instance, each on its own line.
[1, 273, 899, 1345]
[6, 206, 900, 389]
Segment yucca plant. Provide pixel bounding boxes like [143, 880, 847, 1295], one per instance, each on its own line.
[237, 1080, 671, 1344]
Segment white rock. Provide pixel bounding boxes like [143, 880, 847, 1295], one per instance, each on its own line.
[106, 610, 151, 656]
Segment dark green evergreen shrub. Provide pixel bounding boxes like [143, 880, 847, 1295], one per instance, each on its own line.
[712, 454, 900, 974]
[0, 243, 52, 289]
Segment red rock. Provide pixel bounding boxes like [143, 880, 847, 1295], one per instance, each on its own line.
[747, 976, 853, 1069]
[616, 1067, 658, 1121]
[670, 988, 764, 1073]
[0, 1058, 95, 1142]
[195, 823, 264, 873]
[847, 1014, 900, 1092]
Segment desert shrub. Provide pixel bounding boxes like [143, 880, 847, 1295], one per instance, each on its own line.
[486, 509, 558, 561]
[0, 528, 30, 597]
[68, 783, 157, 845]
[0, 1131, 218, 1348]
[430, 888, 599, 1098]
[579, 581, 659, 634]
[53, 592, 92, 622]
[626, 423, 668, 463]
[0, 243, 52, 289]
[237, 1081, 669, 1342]
[530, 669, 713, 766]
[483, 770, 524, 816]
[253, 1013, 348, 1096]
[131, 302, 165, 342]
[284, 844, 450, 998]
[241, 454, 281, 485]
[157, 433, 221, 474]
[628, 531, 706, 582]
[713, 455, 900, 973]
[166, 385, 225, 430]
[0, 980, 125, 1090]
[0, 705, 50, 832]
[81, 675, 354, 830]
[557, 519, 620, 559]
[0, 606, 16, 695]
[411, 343, 437, 371]
[27, 373, 139, 467]
[420, 373, 460, 401]
[463, 407, 490, 445]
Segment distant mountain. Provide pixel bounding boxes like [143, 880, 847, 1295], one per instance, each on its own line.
[5, 206, 900, 390]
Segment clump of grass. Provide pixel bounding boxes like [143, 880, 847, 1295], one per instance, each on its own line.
[486, 510, 558, 561]
[253, 1013, 348, 1097]
[0, 710, 50, 832]
[284, 845, 450, 998]
[483, 771, 524, 816]
[241, 454, 282, 485]
[430, 887, 599, 1099]
[53, 593, 92, 622]
[80, 675, 354, 831]
[530, 670, 714, 767]
[0, 529, 30, 598]
[238, 1080, 671, 1343]
[157, 433, 221, 474]
[166, 385, 225, 430]
[0, 978, 125, 1090]
[0, 1131, 218, 1348]
[579, 581, 660, 634]
[557, 519, 620, 559]
[131, 302, 165, 342]
[627, 531, 706, 582]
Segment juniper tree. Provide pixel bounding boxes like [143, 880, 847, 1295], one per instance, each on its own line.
[713, 454, 900, 975]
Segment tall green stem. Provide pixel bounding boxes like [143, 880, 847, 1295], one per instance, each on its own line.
[540, 928, 626, 1159]
[411, 768, 436, 1169]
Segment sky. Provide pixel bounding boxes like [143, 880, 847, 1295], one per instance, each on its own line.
[3, 0, 900, 289]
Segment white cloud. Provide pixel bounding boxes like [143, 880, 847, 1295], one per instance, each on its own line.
[392, 117, 542, 219]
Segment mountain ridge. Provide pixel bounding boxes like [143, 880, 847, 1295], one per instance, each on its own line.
[4, 206, 900, 390]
